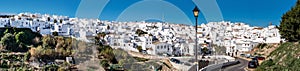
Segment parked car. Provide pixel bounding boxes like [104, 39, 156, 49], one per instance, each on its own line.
[255, 56, 266, 60]
[163, 53, 171, 57]
[184, 62, 191, 66]
[246, 54, 252, 58]
[240, 53, 246, 57]
[170, 58, 181, 64]
[251, 57, 259, 66]
[248, 60, 258, 68]
[47, 62, 56, 65]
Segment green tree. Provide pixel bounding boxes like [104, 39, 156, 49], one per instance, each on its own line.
[100, 60, 110, 68]
[0, 33, 18, 51]
[137, 46, 143, 52]
[54, 19, 58, 23]
[107, 25, 110, 30]
[201, 47, 209, 54]
[15, 32, 30, 44]
[52, 31, 58, 36]
[59, 19, 63, 23]
[279, 0, 300, 42]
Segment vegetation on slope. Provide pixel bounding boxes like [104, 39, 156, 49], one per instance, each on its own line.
[95, 32, 162, 71]
[0, 28, 75, 71]
[256, 42, 300, 71]
[0, 28, 41, 52]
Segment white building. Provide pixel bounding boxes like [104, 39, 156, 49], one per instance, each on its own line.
[149, 42, 174, 55]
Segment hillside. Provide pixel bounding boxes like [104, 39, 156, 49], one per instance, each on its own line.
[257, 0, 300, 70]
[256, 42, 300, 71]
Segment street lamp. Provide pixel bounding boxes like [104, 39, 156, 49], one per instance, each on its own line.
[193, 7, 199, 18]
[193, 6, 199, 71]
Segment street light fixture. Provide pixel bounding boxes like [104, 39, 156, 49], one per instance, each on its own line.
[193, 6, 200, 71]
[193, 7, 199, 18]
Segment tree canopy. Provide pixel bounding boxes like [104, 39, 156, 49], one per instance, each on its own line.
[15, 31, 33, 45]
[0, 33, 18, 51]
[279, 0, 300, 42]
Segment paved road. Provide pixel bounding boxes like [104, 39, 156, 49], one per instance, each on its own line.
[204, 58, 248, 71]
[222, 58, 248, 71]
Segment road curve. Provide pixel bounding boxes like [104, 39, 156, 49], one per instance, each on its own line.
[222, 58, 248, 71]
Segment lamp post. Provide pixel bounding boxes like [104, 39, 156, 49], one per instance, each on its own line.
[193, 6, 199, 71]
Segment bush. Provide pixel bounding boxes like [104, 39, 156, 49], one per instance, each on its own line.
[0, 61, 9, 68]
[137, 46, 142, 52]
[52, 32, 58, 36]
[43, 64, 59, 71]
[24, 52, 31, 62]
[0, 33, 19, 52]
[15, 31, 33, 45]
[100, 60, 110, 68]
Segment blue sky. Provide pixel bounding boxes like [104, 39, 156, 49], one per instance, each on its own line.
[0, 0, 297, 27]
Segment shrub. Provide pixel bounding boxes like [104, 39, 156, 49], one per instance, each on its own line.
[100, 60, 110, 68]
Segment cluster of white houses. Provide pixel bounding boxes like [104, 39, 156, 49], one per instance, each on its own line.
[0, 13, 283, 56]
[196, 21, 283, 56]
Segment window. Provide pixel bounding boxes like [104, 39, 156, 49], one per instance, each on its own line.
[51, 25, 54, 30]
